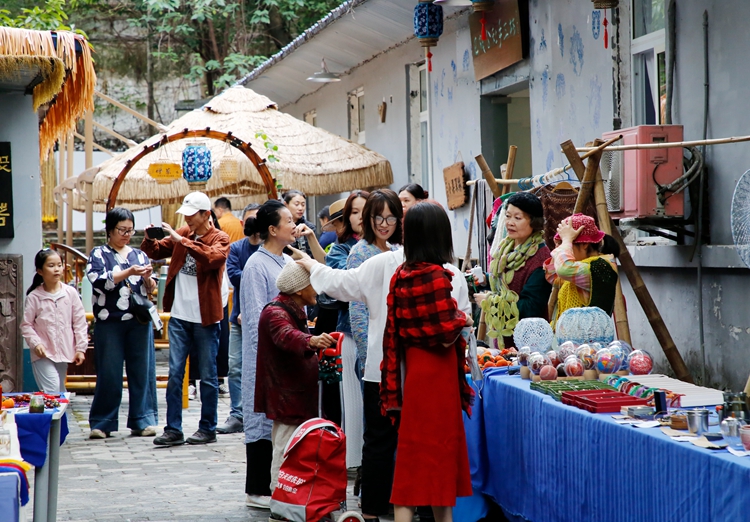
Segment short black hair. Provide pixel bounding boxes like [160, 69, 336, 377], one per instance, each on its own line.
[282, 189, 306, 204]
[403, 202, 454, 266]
[362, 189, 403, 245]
[600, 234, 620, 257]
[214, 197, 231, 210]
[244, 200, 286, 241]
[398, 183, 429, 200]
[105, 207, 135, 237]
[318, 205, 330, 221]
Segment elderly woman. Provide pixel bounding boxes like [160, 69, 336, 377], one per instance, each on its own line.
[544, 213, 619, 328]
[475, 192, 552, 347]
[86, 207, 158, 439]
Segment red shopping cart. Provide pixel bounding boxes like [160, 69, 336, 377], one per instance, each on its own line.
[269, 332, 363, 522]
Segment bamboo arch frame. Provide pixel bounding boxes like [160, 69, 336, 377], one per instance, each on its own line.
[106, 128, 278, 212]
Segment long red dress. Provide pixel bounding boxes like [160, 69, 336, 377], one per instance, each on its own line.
[381, 263, 472, 507]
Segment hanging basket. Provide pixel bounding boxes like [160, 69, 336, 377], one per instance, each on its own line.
[593, 0, 618, 8]
[217, 156, 240, 183]
[147, 162, 182, 184]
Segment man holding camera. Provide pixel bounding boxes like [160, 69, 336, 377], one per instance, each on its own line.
[141, 191, 230, 446]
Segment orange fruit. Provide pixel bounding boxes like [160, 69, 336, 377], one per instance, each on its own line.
[483, 361, 496, 369]
[2, 398, 15, 409]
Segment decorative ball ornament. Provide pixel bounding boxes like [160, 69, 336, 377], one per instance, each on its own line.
[563, 355, 585, 377]
[555, 307, 615, 346]
[576, 344, 597, 371]
[528, 352, 550, 375]
[595, 347, 622, 374]
[540, 365, 557, 381]
[608, 340, 633, 370]
[546, 350, 561, 367]
[414, 0, 443, 71]
[517, 346, 531, 367]
[557, 341, 578, 363]
[514, 318, 554, 353]
[627, 350, 654, 375]
[182, 143, 213, 189]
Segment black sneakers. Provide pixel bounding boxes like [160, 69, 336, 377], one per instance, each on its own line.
[186, 430, 217, 444]
[153, 430, 185, 446]
[216, 415, 243, 434]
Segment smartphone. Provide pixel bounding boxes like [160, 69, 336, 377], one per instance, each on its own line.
[145, 226, 165, 240]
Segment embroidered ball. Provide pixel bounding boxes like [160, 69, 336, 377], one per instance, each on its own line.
[546, 350, 561, 367]
[528, 352, 551, 375]
[513, 318, 554, 352]
[595, 347, 622, 374]
[557, 340, 578, 362]
[627, 350, 653, 375]
[609, 340, 633, 370]
[555, 306, 615, 346]
[576, 344, 597, 371]
[517, 346, 532, 366]
[540, 365, 558, 381]
[564, 355, 585, 377]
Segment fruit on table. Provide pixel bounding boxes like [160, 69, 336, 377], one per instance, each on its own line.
[2, 398, 15, 408]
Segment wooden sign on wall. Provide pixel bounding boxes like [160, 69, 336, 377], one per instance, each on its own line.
[469, 0, 526, 81]
[0, 142, 13, 238]
[0, 255, 23, 392]
[443, 161, 468, 210]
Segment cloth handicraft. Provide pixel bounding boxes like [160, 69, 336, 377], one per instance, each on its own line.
[481, 231, 546, 347]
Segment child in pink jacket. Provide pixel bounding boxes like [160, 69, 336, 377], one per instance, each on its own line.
[21, 249, 88, 393]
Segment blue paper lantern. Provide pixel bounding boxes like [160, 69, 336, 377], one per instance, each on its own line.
[414, 1, 443, 48]
[182, 143, 212, 187]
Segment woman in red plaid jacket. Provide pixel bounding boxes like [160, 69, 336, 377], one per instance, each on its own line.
[381, 201, 474, 522]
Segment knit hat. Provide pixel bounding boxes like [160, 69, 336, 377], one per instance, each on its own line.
[506, 192, 544, 219]
[554, 213, 605, 244]
[276, 263, 312, 295]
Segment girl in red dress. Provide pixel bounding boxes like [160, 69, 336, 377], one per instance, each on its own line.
[381, 201, 474, 522]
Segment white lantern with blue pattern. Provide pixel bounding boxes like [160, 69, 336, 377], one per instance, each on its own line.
[182, 143, 213, 188]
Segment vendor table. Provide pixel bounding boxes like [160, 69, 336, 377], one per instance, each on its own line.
[14, 403, 69, 522]
[466, 371, 750, 522]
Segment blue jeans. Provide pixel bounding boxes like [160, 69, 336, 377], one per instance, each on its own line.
[227, 322, 243, 420]
[166, 317, 220, 434]
[89, 320, 157, 433]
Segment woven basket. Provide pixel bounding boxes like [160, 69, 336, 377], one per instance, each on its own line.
[217, 157, 240, 182]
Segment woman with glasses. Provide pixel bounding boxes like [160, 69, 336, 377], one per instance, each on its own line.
[86, 207, 158, 439]
[346, 190, 403, 377]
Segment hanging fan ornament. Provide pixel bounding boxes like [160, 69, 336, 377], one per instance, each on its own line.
[730, 168, 750, 269]
[182, 140, 213, 191]
[593, 0, 618, 8]
[414, 0, 443, 72]
[147, 137, 182, 184]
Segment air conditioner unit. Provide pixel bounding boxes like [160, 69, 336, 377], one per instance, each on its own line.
[601, 125, 684, 219]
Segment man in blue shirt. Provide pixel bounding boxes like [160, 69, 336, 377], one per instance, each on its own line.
[217, 203, 262, 434]
[318, 205, 337, 251]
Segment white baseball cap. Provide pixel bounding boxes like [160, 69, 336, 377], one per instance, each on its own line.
[176, 192, 211, 216]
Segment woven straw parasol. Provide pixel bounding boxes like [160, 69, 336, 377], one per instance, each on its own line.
[71, 86, 393, 210]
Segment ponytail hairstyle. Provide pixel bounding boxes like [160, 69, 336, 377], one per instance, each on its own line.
[26, 249, 62, 295]
[243, 200, 287, 241]
[398, 183, 429, 200]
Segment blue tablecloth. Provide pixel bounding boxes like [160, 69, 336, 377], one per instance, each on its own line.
[467, 372, 750, 522]
[14, 411, 69, 468]
[0, 471, 22, 519]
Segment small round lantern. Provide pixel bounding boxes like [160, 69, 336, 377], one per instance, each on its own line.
[513, 317, 554, 353]
[217, 156, 240, 183]
[414, 0, 443, 71]
[555, 307, 615, 347]
[182, 142, 213, 190]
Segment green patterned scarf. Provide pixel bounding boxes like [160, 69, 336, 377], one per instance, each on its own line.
[481, 231, 545, 345]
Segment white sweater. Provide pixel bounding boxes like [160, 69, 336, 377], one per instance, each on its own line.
[309, 249, 471, 383]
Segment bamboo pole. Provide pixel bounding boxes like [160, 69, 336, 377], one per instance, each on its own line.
[475, 154, 501, 197]
[57, 142, 64, 244]
[561, 141, 692, 382]
[92, 121, 138, 148]
[66, 135, 74, 247]
[95, 91, 168, 132]
[84, 111, 94, 255]
[576, 132, 750, 153]
[462, 183, 477, 271]
[502, 145, 517, 196]
[573, 138, 605, 214]
[73, 132, 114, 155]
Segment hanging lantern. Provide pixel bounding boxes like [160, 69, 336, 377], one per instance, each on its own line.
[592, 0, 618, 8]
[147, 161, 182, 184]
[414, 0, 443, 72]
[182, 142, 213, 190]
[217, 156, 240, 183]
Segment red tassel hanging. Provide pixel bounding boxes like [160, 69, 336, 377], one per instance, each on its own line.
[427, 48, 433, 72]
[603, 10, 609, 49]
[481, 12, 487, 41]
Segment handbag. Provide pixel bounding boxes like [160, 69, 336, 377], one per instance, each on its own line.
[124, 279, 154, 325]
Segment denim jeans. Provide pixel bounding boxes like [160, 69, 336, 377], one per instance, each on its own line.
[89, 320, 158, 433]
[166, 317, 220, 434]
[227, 322, 243, 420]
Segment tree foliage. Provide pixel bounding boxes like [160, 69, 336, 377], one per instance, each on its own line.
[0, 0, 82, 33]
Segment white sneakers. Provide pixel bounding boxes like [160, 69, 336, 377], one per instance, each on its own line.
[245, 494, 271, 509]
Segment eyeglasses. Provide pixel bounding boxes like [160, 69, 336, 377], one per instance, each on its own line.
[372, 215, 398, 226]
[115, 227, 135, 236]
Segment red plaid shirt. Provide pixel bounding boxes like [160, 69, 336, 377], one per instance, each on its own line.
[380, 262, 473, 424]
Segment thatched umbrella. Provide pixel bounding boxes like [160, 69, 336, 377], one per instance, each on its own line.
[70, 86, 393, 211]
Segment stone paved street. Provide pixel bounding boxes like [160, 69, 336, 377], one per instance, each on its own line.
[31, 351, 379, 522]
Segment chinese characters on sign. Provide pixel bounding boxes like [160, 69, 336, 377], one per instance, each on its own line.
[0, 143, 13, 238]
[147, 162, 182, 184]
[469, 0, 526, 81]
[443, 162, 468, 210]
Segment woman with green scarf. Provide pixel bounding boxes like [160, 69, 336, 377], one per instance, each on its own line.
[475, 192, 552, 348]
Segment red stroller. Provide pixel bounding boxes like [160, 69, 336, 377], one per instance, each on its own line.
[269, 332, 364, 522]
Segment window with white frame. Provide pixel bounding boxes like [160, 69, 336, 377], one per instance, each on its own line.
[632, 0, 666, 125]
[408, 63, 431, 192]
[348, 87, 365, 145]
[304, 109, 317, 127]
